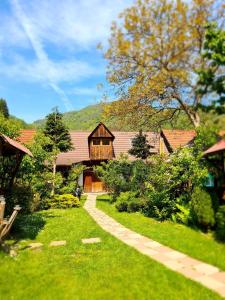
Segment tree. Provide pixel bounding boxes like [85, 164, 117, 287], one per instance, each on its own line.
[197, 23, 225, 114]
[43, 108, 73, 196]
[0, 98, 9, 118]
[0, 114, 21, 138]
[128, 130, 151, 159]
[104, 0, 224, 129]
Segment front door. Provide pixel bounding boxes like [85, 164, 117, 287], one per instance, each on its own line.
[84, 174, 92, 192]
[83, 170, 104, 192]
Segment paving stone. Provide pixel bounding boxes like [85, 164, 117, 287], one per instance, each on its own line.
[163, 260, 184, 271]
[28, 242, 43, 250]
[144, 241, 162, 248]
[195, 275, 225, 290]
[215, 286, 225, 298]
[135, 246, 158, 257]
[178, 256, 200, 267]
[9, 249, 17, 257]
[165, 251, 187, 260]
[211, 272, 225, 284]
[49, 240, 67, 247]
[179, 266, 203, 279]
[194, 263, 219, 276]
[82, 237, 101, 244]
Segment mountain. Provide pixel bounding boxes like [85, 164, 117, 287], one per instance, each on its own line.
[32, 103, 225, 131]
[33, 104, 104, 130]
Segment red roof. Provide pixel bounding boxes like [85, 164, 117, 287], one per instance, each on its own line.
[161, 129, 196, 151]
[0, 133, 32, 156]
[204, 139, 225, 155]
[56, 131, 159, 166]
[18, 129, 36, 144]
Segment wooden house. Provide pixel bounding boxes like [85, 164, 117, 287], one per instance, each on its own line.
[0, 133, 32, 194]
[19, 123, 198, 193]
[204, 138, 225, 201]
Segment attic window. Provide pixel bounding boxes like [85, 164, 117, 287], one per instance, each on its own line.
[92, 139, 101, 145]
[102, 139, 110, 145]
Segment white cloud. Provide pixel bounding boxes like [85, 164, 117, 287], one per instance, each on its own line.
[15, 0, 133, 49]
[0, 0, 133, 109]
[0, 55, 101, 83]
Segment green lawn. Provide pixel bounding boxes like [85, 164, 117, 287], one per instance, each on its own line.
[97, 194, 225, 271]
[0, 206, 222, 300]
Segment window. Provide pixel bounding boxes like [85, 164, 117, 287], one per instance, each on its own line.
[102, 139, 110, 145]
[92, 139, 100, 145]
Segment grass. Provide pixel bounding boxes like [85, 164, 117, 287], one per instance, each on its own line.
[0, 206, 223, 300]
[96, 194, 225, 271]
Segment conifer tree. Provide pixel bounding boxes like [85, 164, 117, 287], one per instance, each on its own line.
[43, 108, 73, 195]
[129, 130, 151, 159]
[0, 98, 9, 118]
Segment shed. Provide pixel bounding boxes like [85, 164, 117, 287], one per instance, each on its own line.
[0, 133, 32, 194]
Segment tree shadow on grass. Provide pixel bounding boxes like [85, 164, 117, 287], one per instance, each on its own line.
[96, 195, 112, 203]
[11, 213, 46, 240]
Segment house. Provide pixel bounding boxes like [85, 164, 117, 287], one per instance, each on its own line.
[204, 138, 225, 201]
[159, 129, 196, 154]
[19, 123, 197, 193]
[0, 133, 32, 194]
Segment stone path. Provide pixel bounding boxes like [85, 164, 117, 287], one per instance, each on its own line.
[84, 193, 225, 298]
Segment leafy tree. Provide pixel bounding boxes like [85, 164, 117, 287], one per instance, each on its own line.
[43, 108, 73, 195]
[95, 155, 150, 200]
[103, 0, 224, 128]
[0, 114, 21, 138]
[197, 23, 225, 114]
[128, 130, 151, 159]
[0, 98, 9, 118]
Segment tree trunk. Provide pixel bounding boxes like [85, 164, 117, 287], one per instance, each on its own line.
[187, 110, 201, 128]
[51, 158, 57, 197]
[174, 94, 201, 128]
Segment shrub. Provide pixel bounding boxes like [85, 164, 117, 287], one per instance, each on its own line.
[142, 190, 176, 221]
[127, 200, 141, 213]
[115, 191, 137, 212]
[215, 206, 225, 242]
[191, 187, 215, 230]
[116, 201, 128, 212]
[48, 194, 80, 209]
[5, 184, 37, 214]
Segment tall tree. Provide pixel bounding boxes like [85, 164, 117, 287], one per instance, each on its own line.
[104, 0, 224, 129]
[0, 98, 9, 118]
[129, 130, 151, 159]
[43, 108, 73, 196]
[197, 23, 225, 114]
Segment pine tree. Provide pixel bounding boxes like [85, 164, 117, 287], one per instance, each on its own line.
[0, 98, 9, 118]
[129, 130, 151, 159]
[43, 108, 73, 195]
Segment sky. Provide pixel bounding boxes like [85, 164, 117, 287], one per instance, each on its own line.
[0, 0, 133, 123]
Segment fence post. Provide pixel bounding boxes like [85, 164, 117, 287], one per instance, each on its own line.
[0, 196, 6, 223]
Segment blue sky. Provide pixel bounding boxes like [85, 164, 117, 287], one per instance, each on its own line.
[0, 0, 132, 123]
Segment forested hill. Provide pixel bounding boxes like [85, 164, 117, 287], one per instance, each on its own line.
[33, 104, 104, 130]
[32, 103, 225, 131]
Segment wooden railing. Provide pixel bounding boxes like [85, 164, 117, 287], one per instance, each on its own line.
[0, 195, 21, 242]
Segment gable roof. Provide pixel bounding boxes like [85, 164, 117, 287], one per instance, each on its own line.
[204, 139, 225, 156]
[0, 133, 33, 156]
[88, 122, 115, 139]
[56, 130, 159, 165]
[161, 129, 196, 152]
[18, 129, 36, 144]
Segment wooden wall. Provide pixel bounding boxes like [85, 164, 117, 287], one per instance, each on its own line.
[90, 141, 114, 160]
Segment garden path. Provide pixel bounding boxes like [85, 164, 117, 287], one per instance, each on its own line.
[84, 193, 225, 298]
